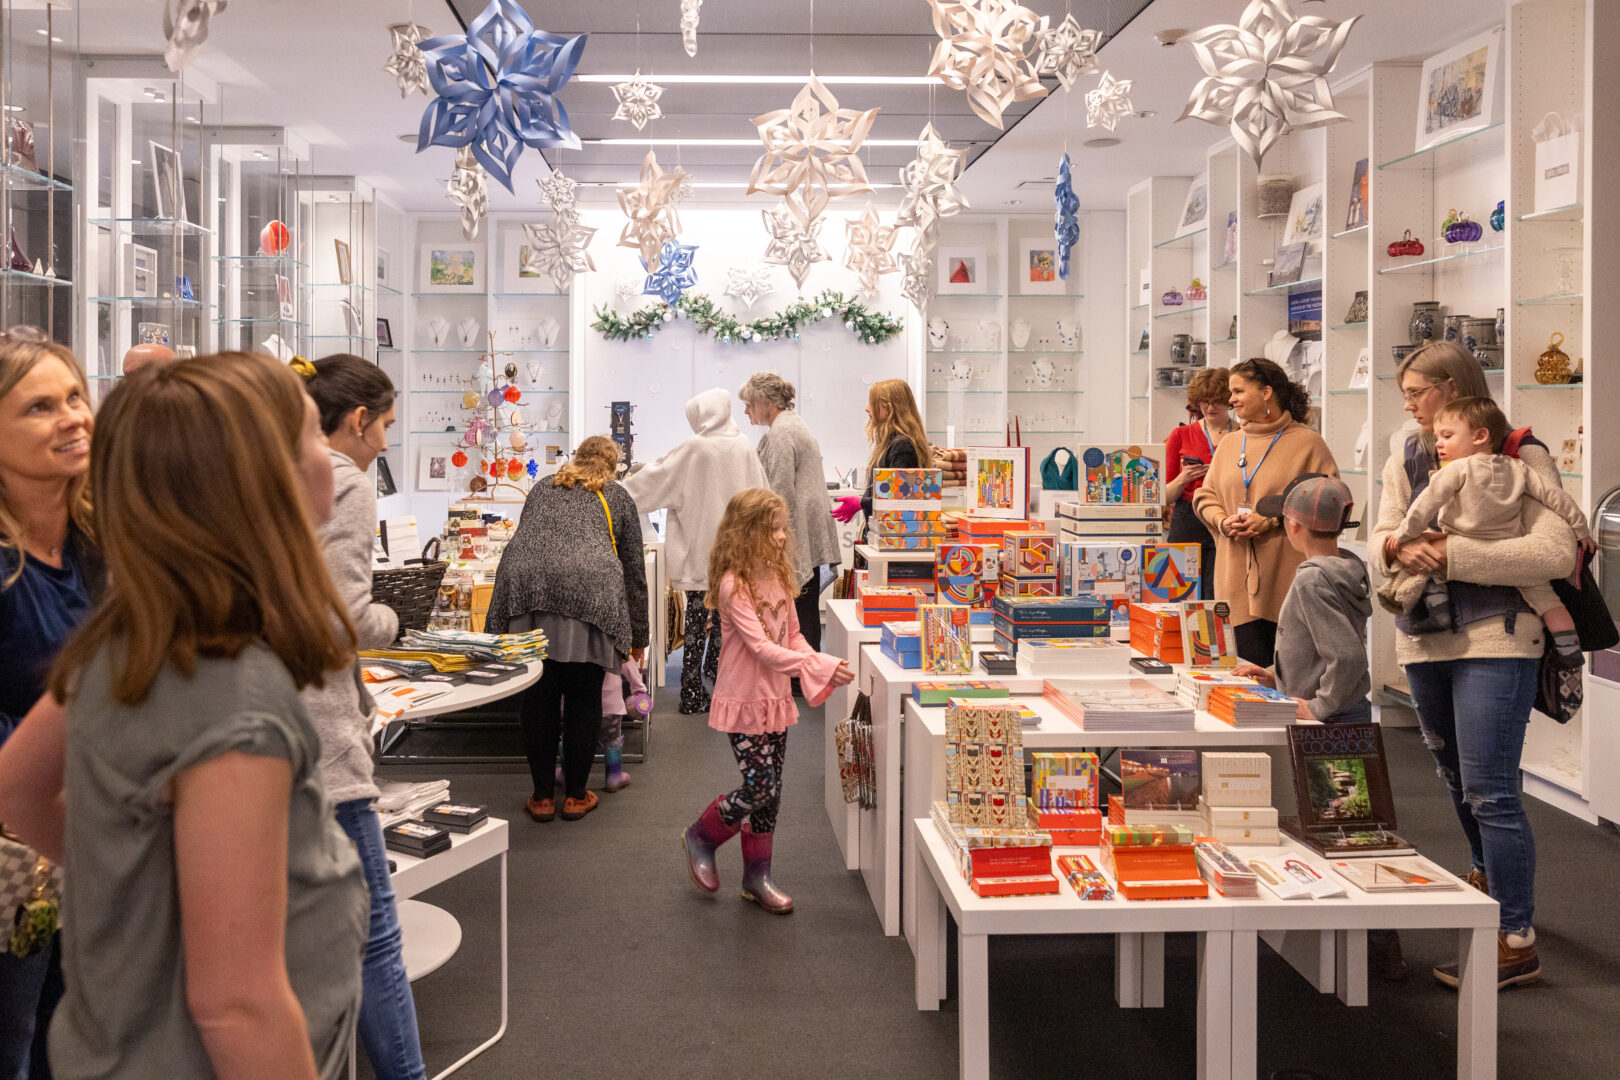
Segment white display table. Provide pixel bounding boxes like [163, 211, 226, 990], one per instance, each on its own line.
[374, 659, 544, 753]
[854, 543, 937, 588]
[913, 820, 1500, 1080]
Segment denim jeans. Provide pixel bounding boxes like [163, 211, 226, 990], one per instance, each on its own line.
[0, 935, 60, 1080]
[336, 799, 427, 1080]
[1405, 657, 1538, 933]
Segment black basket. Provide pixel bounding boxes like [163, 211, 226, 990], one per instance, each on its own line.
[372, 561, 449, 634]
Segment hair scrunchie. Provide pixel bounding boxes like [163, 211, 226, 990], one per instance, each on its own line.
[288, 355, 316, 380]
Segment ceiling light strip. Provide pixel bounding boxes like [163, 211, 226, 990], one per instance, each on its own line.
[585, 138, 973, 147]
[574, 74, 944, 86]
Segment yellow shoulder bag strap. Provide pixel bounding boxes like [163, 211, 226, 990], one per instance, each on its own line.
[596, 488, 619, 556]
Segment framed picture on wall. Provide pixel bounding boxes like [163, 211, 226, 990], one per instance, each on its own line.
[1414, 27, 1502, 153]
[419, 241, 482, 293]
[936, 247, 987, 295]
[377, 247, 392, 288]
[275, 273, 294, 318]
[417, 446, 452, 491]
[1016, 238, 1064, 295]
[1175, 173, 1209, 238]
[501, 224, 553, 293]
[334, 239, 353, 284]
[1345, 159, 1369, 230]
[1282, 183, 1325, 252]
[148, 141, 185, 221]
[376, 317, 394, 349]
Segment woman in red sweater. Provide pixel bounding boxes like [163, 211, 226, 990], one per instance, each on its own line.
[1162, 367, 1233, 601]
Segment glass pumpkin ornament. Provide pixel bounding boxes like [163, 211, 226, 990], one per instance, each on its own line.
[1387, 230, 1425, 257]
[1490, 200, 1505, 232]
[1535, 332, 1572, 385]
[1186, 278, 1207, 301]
[1442, 209, 1483, 244]
[451, 450, 469, 468]
[1161, 287, 1184, 307]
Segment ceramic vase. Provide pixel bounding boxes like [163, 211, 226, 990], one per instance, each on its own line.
[1409, 301, 1440, 345]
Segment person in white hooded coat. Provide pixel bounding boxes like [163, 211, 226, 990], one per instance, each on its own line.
[623, 387, 766, 713]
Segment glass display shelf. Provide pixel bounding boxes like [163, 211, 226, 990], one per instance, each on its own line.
[1131, 303, 1149, 311]
[1209, 337, 1236, 345]
[1342, 468, 1368, 476]
[1009, 349, 1083, 354]
[307, 335, 375, 344]
[310, 282, 374, 292]
[415, 348, 489, 353]
[1331, 224, 1369, 240]
[88, 216, 214, 238]
[1328, 388, 1368, 395]
[1008, 389, 1085, 395]
[1023, 429, 1087, 434]
[412, 291, 487, 298]
[926, 350, 1001, 355]
[1129, 394, 1149, 400]
[1376, 121, 1503, 171]
[1210, 260, 1236, 272]
[1516, 203, 1581, 223]
[1153, 228, 1205, 249]
[1561, 472, 1583, 480]
[91, 296, 208, 310]
[217, 316, 309, 327]
[1516, 292, 1582, 306]
[1244, 275, 1323, 296]
[411, 428, 568, 436]
[1375, 374, 1396, 380]
[1009, 293, 1085, 300]
[379, 346, 401, 353]
[1515, 382, 1581, 391]
[216, 253, 308, 269]
[1152, 305, 1207, 319]
[931, 293, 1003, 299]
[378, 284, 403, 297]
[926, 389, 1003, 395]
[1330, 322, 1369, 331]
[1, 268, 72, 288]
[491, 291, 570, 298]
[1376, 244, 1504, 275]
[1, 162, 72, 193]
[490, 349, 569, 354]
[87, 375, 121, 381]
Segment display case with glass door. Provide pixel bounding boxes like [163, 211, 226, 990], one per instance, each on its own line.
[307, 175, 373, 361]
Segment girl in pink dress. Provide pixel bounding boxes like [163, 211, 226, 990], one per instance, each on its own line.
[681, 489, 854, 913]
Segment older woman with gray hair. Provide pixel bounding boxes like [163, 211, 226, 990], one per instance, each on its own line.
[738, 372, 841, 653]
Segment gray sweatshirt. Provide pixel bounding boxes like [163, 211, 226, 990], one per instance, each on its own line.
[1272, 550, 1372, 720]
[755, 410, 842, 584]
[304, 449, 399, 806]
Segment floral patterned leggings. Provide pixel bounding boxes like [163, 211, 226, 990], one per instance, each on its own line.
[716, 731, 788, 834]
[681, 589, 722, 713]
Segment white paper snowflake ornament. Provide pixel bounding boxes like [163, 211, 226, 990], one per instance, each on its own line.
[611, 70, 666, 131]
[927, 0, 1049, 130]
[898, 249, 934, 314]
[383, 22, 432, 97]
[723, 266, 776, 309]
[760, 202, 829, 289]
[748, 75, 879, 227]
[896, 123, 969, 256]
[522, 217, 596, 291]
[1086, 70, 1134, 131]
[844, 203, 899, 297]
[447, 147, 489, 239]
[1179, 0, 1361, 165]
[1035, 14, 1101, 92]
[617, 150, 686, 270]
[537, 169, 578, 213]
[680, 0, 703, 57]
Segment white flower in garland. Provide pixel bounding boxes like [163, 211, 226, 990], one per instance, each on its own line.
[844, 203, 899, 297]
[1035, 14, 1101, 92]
[1086, 70, 1134, 132]
[761, 202, 828, 289]
[895, 123, 969, 257]
[446, 147, 489, 240]
[927, 0, 1049, 130]
[723, 266, 776, 310]
[611, 70, 665, 131]
[1178, 0, 1361, 165]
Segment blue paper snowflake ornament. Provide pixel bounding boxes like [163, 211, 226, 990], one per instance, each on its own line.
[416, 0, 586, 192]
[1054, 154, 1080, 280]
[642, 240, 699, 305]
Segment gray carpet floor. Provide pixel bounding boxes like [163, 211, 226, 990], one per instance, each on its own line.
[378, 659, 1620, 1080]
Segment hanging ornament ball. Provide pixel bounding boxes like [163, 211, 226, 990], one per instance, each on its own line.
[490, 457, 506, 478]
[462, 390, 480, 409]
[487, 387, 507, 407]
[663, 311, 674, 322]
[507, 458, 524, 479]
[451, 450, 469, 468]
[504, 384, 522, 403]
[259, 220, 291, 256]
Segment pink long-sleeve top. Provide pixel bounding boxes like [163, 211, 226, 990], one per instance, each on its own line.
[709, 570, 842, 734]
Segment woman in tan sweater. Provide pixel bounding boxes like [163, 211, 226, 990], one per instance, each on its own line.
[1193, 357, 1337, 666]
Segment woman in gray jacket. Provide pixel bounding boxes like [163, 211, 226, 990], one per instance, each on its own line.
[739, 373, 841, 652]
[299, 355, 424, 1080]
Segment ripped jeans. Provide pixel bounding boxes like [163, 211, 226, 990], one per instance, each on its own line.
[1405, 657, 1538, 933]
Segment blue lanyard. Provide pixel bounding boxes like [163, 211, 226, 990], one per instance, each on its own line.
[1200, 419, 1233, 458]
[1239, 429, 1285, 490]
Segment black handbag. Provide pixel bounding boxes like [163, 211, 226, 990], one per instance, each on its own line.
[1533, 549, 1614, 723]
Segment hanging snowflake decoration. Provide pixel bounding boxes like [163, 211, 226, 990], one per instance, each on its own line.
[673, 172, 695, 204]
[723, 266, 776, 310]
[680, 0, 703, 58]
[844, 203, 899, 297]
[1178, 0, 1361, 165]
[642, 239, 700, 305]
[1085, 70, 1134, 131]
[164, 0, 227, 72]
[617, 150, 687, 271]
[1035, 14, 1102, 92]
[927, 0, 1049, 130]
[447, 147, 489, 239]
[1053, 153, 1080, 280]
[417, 0, 587, 191]
[611, 70, 665, 131]
[898, 249, 933, 314]
[760, 202, 829, 289]
[383, 23, 432, 96]
[895, 122, 969, 256]
[614, 279, 639, 304]
[522, 216, 596, 291]
[748, 74, 879, 227]
[537, 169, 578, 214]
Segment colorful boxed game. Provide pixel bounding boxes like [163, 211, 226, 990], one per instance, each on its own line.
[956, 516, 1046, 539]
[872, 467, 943, 502]
[1001, 531, 1057, 578]
[910, 680, 1009, 706]
[947, 787, 1029, 828]
[935, 543, 986, 606]
[1179, 600, 1237, 669]
[964, 447, 1030, 520]
[992, 594, 1112, 624]
[1032, 808, 1104, 846]
[855, 584, 922, 626]
[1142, 543, 1202, 602]
[1059, 542, 1143, 599]
[921, 603, 973, 674]
[996, 574, 1060, 598]
[1200, 751, 1273, 807]
[1099, 841, 1207, 900]
[1058, 854, 1116, 900]
[978, 649, 1018, 675]
[1031, 751, 1101, 803]
[991, 615, 1112, 640]
[876, 533, 947, 551]
[1078, 444, 1164, 506]
[944, 699, 1024, 745]
[879, 621, 922, 668]
[874, 509, 945, 530]
[1055, 501, 1163, 522]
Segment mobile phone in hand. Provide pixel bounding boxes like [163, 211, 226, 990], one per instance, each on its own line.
[1182, 456, 1203, 466]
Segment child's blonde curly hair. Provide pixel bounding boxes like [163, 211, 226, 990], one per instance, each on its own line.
[705, 488, 797, 610]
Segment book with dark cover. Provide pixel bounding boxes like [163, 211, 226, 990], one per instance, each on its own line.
[418, 672, 467, 687]
[978, 650, 1018, 675]
[384, 819, 452, 857]
[1130, 656, 1173, 675]
[422, 802, 488, 834]
[1282, 722, 1414, 857]
[1120, 749, 1201, 809]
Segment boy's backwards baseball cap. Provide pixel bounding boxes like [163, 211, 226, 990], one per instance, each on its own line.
[1255, 473, 1357, 532]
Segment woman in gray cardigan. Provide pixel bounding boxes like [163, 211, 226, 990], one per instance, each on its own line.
[486, 435, 649, 822]
[299, 354, 424, 1080]
[739, 373, 841, 652]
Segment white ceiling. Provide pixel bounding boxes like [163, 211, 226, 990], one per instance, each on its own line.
[73, 0, 1513, 213]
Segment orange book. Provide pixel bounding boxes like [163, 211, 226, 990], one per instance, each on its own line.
[971, 874, 1061, 897]
[1099, 842, 1208, 901]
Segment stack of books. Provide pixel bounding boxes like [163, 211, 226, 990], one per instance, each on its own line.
[854, 584, 922, 626]
[423, 801, 489, 833]
[977, 649, 1018, 676]
[992, 594, 1111, 656]
[1099, 823, 1207, 900]
[1175, 670, 1260, 710]
[1030, 751, 1101, 844]
[1042, 678, 1195, 731]
[1054, 500, 1164, 544]
[910, 679, 1009, 706]
[1194, 839, 1260, 897]
[1015, 638, 1129, 676]
[383, 819, 452, 859]
[879, 621, 922, 668]
[1127, 602, 1185, 663]
[872, 468, 945, 550]
[1208, 685, 1298, 727]
[1198, 751, 1280, 844]
[399, 628, 549, 663]
[1058, 541, 1143, 641]
[920, 603, 974, 674]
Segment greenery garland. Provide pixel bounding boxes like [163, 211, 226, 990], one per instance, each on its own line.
[591, 289, 903, 346]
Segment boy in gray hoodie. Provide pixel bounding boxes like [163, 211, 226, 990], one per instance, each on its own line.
[1235, 473, 1372, 722]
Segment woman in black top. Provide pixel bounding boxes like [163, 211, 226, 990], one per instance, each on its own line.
[857, 379, 932, 543]
[0, 330, 98, 1079]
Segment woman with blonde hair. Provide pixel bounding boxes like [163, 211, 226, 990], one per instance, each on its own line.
[738, 372, 842, 653]
[0, 352, 368, 1080]
[1162, 366, 1234, 600]
[853, 378, 932, 531]
[486, 435, 649, 822]
[680, 488, 853, 913]
[0, 328, 97, 1077]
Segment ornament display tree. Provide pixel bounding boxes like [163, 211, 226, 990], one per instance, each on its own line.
[209, 127, 311, 360]
[1, 2, 78, 346]
[1116, 0, 1618, 823]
